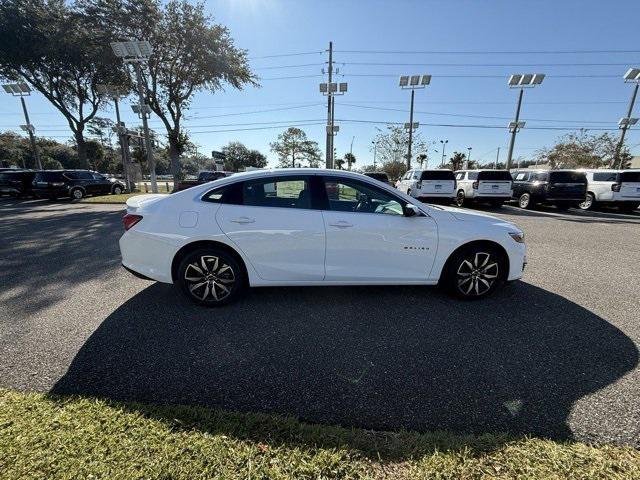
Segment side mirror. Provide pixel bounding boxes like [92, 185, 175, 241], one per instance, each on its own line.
[403, 204, 420, 217]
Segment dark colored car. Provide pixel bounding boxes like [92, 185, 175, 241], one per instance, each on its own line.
[172, 170, 232, 193]
[363, 171, 392, 186]
[0, 170, 36, 197]
[511, 169, 587, 210]
[32, 170, 125, 200]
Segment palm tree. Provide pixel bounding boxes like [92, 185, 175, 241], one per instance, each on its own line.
[449, 152, 466, 171]
[416, 153, 427, 168]
[344, 152, 356, 170]
[334, 158, 345, 170]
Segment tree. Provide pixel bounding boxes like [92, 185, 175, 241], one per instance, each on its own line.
[371, 125, 428, 164]
[84, 0, 257, 181]
[0, 0, 127, 166]
[380, 160, 407, 182]
[270, 127, 322, 168]
[536, 131, 625, 169]
[221, 141, 267, 171]
[448, 152, 467, 171]
[416, 153, 428, 168]
[344, 152, 356, 170]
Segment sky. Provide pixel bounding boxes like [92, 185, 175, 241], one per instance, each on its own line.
[2, 0, 640, 168]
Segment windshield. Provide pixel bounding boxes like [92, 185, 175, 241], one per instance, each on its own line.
[421, 170, 455, 180]
[549, 171, 587, 183]
[478, 171, 512, 181]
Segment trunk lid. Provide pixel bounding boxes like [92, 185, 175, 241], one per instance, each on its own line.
[126, 194, 168, 213]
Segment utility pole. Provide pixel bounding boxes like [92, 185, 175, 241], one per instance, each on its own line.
[407, 89, 415, 170]
[19, 97, 41, 170]
[506, 87, 523, 170]
[615, 81, 639, 168]
[326, 41, 333, 169]
[399, 74, 430, 170]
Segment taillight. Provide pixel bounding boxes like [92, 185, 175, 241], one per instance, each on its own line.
[472, 181, 478, 189]
[122, 214, 143, 231]
[612, 183, 621, 192]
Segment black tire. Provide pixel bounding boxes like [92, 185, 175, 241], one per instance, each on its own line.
[442, 245, 507, 300]
[555, 202, 570, 211]
[455, 190, 467, 207]
[112, 184, 123, 195]
[518, 193, 532, 209]
[177, 247, 245, 306]
[579, 193, 596, 211]
[619, 203, 639, 213]
[70, 188, 84, 200]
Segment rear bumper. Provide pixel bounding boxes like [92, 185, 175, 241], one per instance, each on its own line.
[119, 230, 176, 284]
[121, 263, 154, 280]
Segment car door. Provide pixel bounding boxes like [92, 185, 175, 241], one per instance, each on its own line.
[91, 173, 111, 194]
[320, 175, 438, 282]
[215, 175, 326, 281]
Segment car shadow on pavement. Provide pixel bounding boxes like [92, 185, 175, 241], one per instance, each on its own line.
[51, 280, 638, 451]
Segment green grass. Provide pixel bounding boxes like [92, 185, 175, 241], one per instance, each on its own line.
[79, 184, 172, 204]
[1, 390, 638, 479]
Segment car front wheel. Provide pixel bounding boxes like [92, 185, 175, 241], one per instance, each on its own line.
[112, 185, 123, 195]
[455, 190, 467, 207]
[443, 246, 505, 299]
[518, 193, 532, 209]
[177, 248, 245, 306]
[70, 188, 84, 200]
[579, 193, 595, 210]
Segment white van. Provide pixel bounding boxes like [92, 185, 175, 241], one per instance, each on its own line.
[454, 170, 513, 208]
[396, 169, 456, 203]
[579, 169, 640, 212]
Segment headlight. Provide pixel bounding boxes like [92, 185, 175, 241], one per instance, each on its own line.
[509, 231, 525, 243]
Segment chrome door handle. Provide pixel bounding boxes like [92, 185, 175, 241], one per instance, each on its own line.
[230, 217, 255, 224]
[328, 221, 353, 228]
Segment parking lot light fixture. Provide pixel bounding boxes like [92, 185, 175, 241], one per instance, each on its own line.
[399, 74, 430, 170]
[320, 78, 348, 169]
[2, 82, 41, 169]
[439, 139, 448, 167]
[615, 68, 640, 168]
[505, 73, 545, 170]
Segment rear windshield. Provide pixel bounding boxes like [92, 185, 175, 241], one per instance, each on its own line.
[620, 171, 640, 183]
[478, 171, 512, 181]
[365, 172, 389, 181]
[549, 171, 587, 183]
[421, 170, 455, 181]
[34, 171, 64, 181]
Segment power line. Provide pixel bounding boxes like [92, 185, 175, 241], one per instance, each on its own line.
[336, 118, 620, 131]
[253, 63, 324, 70]
[187, 103, 323, 120]
[188, 122, 326, 134]
[334, 49, 640, 55]
[249, 51, 324, 60]
[341, 61, 638, 67]
[260, 74, 323, 80]
[343, 73, 620, 79]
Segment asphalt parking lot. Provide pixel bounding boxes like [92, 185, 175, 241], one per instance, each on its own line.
[1, 198, 639, 446]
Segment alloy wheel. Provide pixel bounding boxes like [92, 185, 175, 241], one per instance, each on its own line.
[113, 186, 123, 195]
[579, 193, 593, 210]
[519, 193, 530, 209]
[72, 189, 83, 200]
[456, 252, 499, 296]
[184, 255, 235, 302]
[456, 191, 465, 207]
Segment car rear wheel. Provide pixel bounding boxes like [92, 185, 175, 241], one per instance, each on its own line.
[70, 188, 84, 200]
[455, 190, 467, 207]
[518, 193, 532, 209]
[442, 245, 505, 299]
[177, 248, 245, 306]
[579, 193, 595, 210]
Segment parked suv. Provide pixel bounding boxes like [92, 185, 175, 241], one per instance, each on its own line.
[511, 169, 587, 210]
[32, 170, 125, 200]
[454, 170, 513, 208]
[579, 169, 640, 212]
[0, 170, 36, 197]
[397, 169, 456, 203]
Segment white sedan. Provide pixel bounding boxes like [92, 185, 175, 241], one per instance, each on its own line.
[119, 169, 526, 306]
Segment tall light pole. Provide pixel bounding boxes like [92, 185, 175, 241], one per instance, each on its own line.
[495, 147, 500, 168]
[97, 84, 133, 191]
[506, 73, 545, 170]
[2, 83, 42, 169]
[348, 136, 355, 170]
[320, 80, 347, 169]
[440, 139, 448, 167]
[614, 68, 640, 168]
[466, 147, 472, 169]
[399, 74, 430, 170]
[371, 140, 377, 168]
[110, 40, 158, 193]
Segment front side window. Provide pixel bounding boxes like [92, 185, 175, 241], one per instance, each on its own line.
[515, 172, 528, 181]
[324, 177, 404, 215]
[243, 176, 311, 209]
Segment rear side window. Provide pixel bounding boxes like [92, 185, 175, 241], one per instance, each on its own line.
[64, 171, 93, 180]
[468, 172, 479, 180]
[202, 183, 242, 204]
[620, 171, 640, 182]
[243, 176, 311, 209]
[533, 172, 549, 182]
[593, 172, 619, 182]
[549, 171, 587, 183]
[478, 171, 512, 181]
[421, 170, 455, 181]
[34, 172, 64, 182]
[455, 172, 465, 180]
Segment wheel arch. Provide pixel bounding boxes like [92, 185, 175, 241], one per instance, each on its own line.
[437, 239, 510, 286]
[171, 240, 250, 286]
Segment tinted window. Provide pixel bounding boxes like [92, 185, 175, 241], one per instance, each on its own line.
[620, 171, 640, 183]
[324, 177, 404, 215]
[533, 172, 549, 182]
[593, 172, 619, 182]
[549, 171, 587, 183]
[478, 171, 512, 181]
[243, 177, 311, 209]
[468, 172, 479, 180]
[421, 170, 455, 181]
[64, 171, 93, 180]
[455, 172, 465, 180]
[365, 172, 389, 182]
[201, 183, 242, 204]
[34, 172, 64, 182]
[92, 173, 107, 180]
